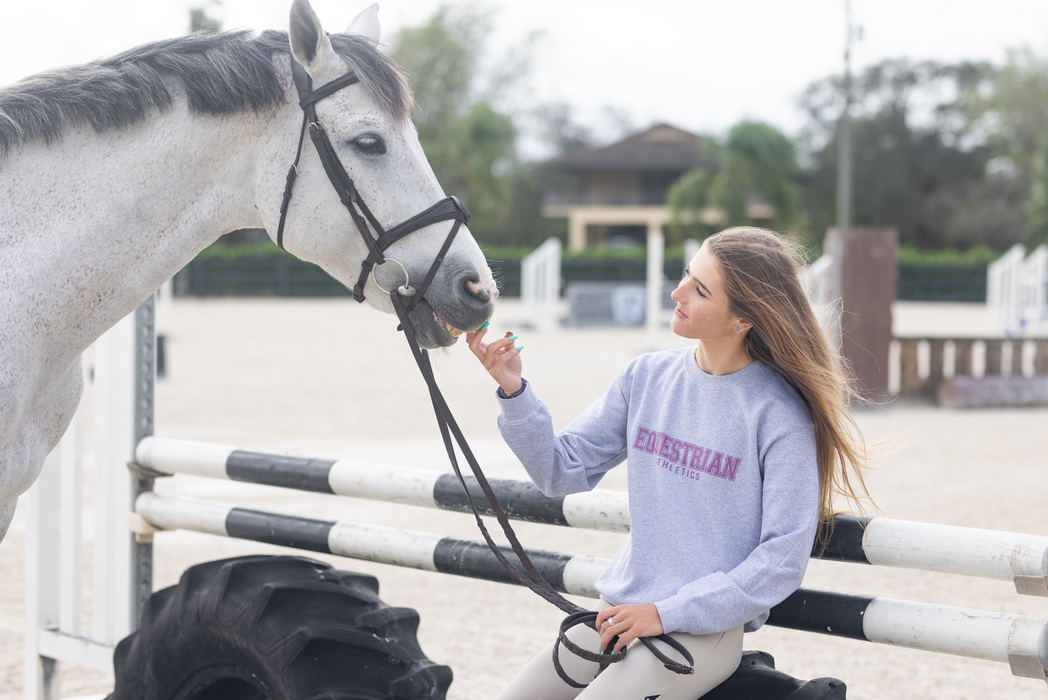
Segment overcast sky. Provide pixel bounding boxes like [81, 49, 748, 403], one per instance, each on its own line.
[2, 0, 1046, 141]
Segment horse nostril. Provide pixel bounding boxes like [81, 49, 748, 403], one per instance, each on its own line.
[465, 278, 491, 304]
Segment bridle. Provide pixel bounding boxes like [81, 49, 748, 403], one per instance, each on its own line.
[276, 58, 694, 687]
[276, 60, 470, 308]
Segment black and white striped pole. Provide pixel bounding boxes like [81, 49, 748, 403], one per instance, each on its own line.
[136, 437, 1048, 595]
[134, 490, 1048, 681]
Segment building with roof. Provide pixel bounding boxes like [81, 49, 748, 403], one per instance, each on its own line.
[541, 123, 720, 252]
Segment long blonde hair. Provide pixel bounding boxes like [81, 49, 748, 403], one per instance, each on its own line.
[705, 227, 872, 542]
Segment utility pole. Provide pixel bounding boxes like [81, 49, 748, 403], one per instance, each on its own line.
[836, 0, 855, 230]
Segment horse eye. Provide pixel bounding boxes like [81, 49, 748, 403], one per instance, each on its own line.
[352, 135, 386, 154]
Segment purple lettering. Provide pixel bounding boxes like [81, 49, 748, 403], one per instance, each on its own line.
[690, 447, 711, 472]
[655, 432, 668, 456]
[678, 442, 693, 465]
[670, 439, 682, 463]
[645, 432, 657, 454]
[659, 436, 674, 458]
[722, 455, 741, 481]
[707, 452, 724, 477]
[633, 427, 649, 450]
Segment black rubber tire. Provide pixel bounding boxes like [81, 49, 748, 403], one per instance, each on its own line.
[703, 650, 847, 700]
[108, 555, 453, 700]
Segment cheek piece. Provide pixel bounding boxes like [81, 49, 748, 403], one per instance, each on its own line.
[276, 59, 469, 310]
[274, 58, 694, 687]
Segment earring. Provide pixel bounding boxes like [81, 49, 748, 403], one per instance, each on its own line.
[734, 326, 741, 333]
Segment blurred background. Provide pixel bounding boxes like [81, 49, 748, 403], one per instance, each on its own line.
[3, 0, 1048, 265]
[5, 4, 1048, 698]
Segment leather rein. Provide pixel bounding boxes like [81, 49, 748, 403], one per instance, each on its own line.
[276, 59, 694, 687]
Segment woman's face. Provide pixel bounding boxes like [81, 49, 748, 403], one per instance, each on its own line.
[670, 245, 739, 340]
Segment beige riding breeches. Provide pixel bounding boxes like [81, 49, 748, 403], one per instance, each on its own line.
[494, 602, 743, 700]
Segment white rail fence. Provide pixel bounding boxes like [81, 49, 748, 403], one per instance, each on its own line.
[987, 243, 1048, 336]
[520, 237, 561, 331]
[798, 253, 840, 350]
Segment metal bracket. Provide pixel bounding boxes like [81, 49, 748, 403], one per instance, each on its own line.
[127, 512, 166, 544]
[127, 461, 172, 482]
[1008, 652, 1048, 681]
[1014, 575, 1048, 597]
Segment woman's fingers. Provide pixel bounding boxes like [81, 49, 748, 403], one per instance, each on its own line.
[597, 604, 663, 654]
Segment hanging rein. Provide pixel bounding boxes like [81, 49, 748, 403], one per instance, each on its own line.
[276, 58, 694, 687]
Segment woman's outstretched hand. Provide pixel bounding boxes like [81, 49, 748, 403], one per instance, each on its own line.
[595, 604, 664, 654]
[466, 323, 523, 395]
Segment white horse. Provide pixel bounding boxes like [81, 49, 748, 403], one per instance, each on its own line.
[0, 0, 497, 544]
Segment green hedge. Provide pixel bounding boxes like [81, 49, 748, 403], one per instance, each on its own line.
[174, 242, 990, 302]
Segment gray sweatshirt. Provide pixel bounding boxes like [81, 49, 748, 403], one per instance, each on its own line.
[496, 346, 819, 636]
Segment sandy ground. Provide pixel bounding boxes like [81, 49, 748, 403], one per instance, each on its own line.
[3, 298, 1048, 700]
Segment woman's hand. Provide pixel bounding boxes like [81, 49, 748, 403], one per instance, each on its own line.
[595, 604, 664, 654]
[466, 324, 523, 395]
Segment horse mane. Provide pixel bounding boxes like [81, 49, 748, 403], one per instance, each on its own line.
[0, 30, 413, 154]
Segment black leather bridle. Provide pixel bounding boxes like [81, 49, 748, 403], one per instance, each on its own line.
[277, 60, 470, 308]
[275, 59, 694, 688]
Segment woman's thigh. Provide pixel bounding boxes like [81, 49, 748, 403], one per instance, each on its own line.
[577, 625, 743, 700]
[495, 599, 743, 700]
[493, 619, 602, 700]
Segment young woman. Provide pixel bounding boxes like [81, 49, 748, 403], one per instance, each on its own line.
[467, 227, 871, 700]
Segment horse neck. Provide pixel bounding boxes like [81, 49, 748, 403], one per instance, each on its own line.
[0, 90, 284, 366]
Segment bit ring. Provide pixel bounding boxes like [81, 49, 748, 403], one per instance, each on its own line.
[371, 258, 416, 297]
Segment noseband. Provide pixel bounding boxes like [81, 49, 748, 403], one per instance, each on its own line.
[276, 60, 470, 308]
[274, 59, 694, 687]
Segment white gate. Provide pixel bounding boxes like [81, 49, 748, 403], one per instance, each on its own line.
[521, 237, 561, 331]
[23, 299, 157, 700]
[987, 244, 1048, 336]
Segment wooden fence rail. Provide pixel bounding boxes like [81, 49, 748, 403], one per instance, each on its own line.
[894, 337, 1048, 399]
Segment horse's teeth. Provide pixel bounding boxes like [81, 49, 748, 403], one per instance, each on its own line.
[435, 312, 463, 337]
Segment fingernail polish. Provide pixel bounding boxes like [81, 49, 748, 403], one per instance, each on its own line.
[480, 321, 489, 330]
[597, 646, 603, 654]
[611, 650, 616, 656]
[516, 346, 524, 351]
[507, 335, 518, 341]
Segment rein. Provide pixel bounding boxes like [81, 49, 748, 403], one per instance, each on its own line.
[276, 58, 694, 687]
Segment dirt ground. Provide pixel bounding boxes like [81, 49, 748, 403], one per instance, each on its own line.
[2, 298, 1048, 700]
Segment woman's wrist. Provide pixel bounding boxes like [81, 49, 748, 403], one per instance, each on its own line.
[496, 378, 526, 398]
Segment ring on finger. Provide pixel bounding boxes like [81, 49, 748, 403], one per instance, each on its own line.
[607, 617, 615, 626]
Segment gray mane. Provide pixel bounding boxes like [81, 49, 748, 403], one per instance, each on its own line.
[0, 30, 413, 154]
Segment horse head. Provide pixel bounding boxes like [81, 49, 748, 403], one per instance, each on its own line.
[258, 1, 497, 348]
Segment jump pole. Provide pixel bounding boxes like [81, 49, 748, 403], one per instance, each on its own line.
[136, 437, 1048, 594]
[133, 491, 1048, 681]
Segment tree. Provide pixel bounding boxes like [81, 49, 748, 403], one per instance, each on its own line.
[668, 121, 800, 242]
[1026, 140, 1048, 247]
[796, 59, 1025, 250]
[971, 49, 1048, 185]
[390, 6, 520, 242]
[189, 1, 222, 34]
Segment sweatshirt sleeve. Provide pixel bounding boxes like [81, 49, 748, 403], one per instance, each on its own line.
[654, 425, 820, 635]
[496, 375, 630, 497]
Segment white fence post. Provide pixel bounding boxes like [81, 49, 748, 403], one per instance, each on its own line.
[645, 226, 665, 337]
[683, 238, 701, 271]
[1025, 245, 1048, 333]
[521, 238, 562, 331]
[987, 244, 1034, 336]
[24, 450, 62, 700]
[799, 253, 840, 351]
[24, 296, 156, 695]
[92, 313, 137, 646]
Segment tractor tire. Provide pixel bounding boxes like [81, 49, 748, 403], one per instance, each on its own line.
[108, 555, 452, 700]
[704, 650, 847, 700]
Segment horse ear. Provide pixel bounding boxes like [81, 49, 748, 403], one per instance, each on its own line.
[346, 4, 381, 44]
[289, 0, 342, 77]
